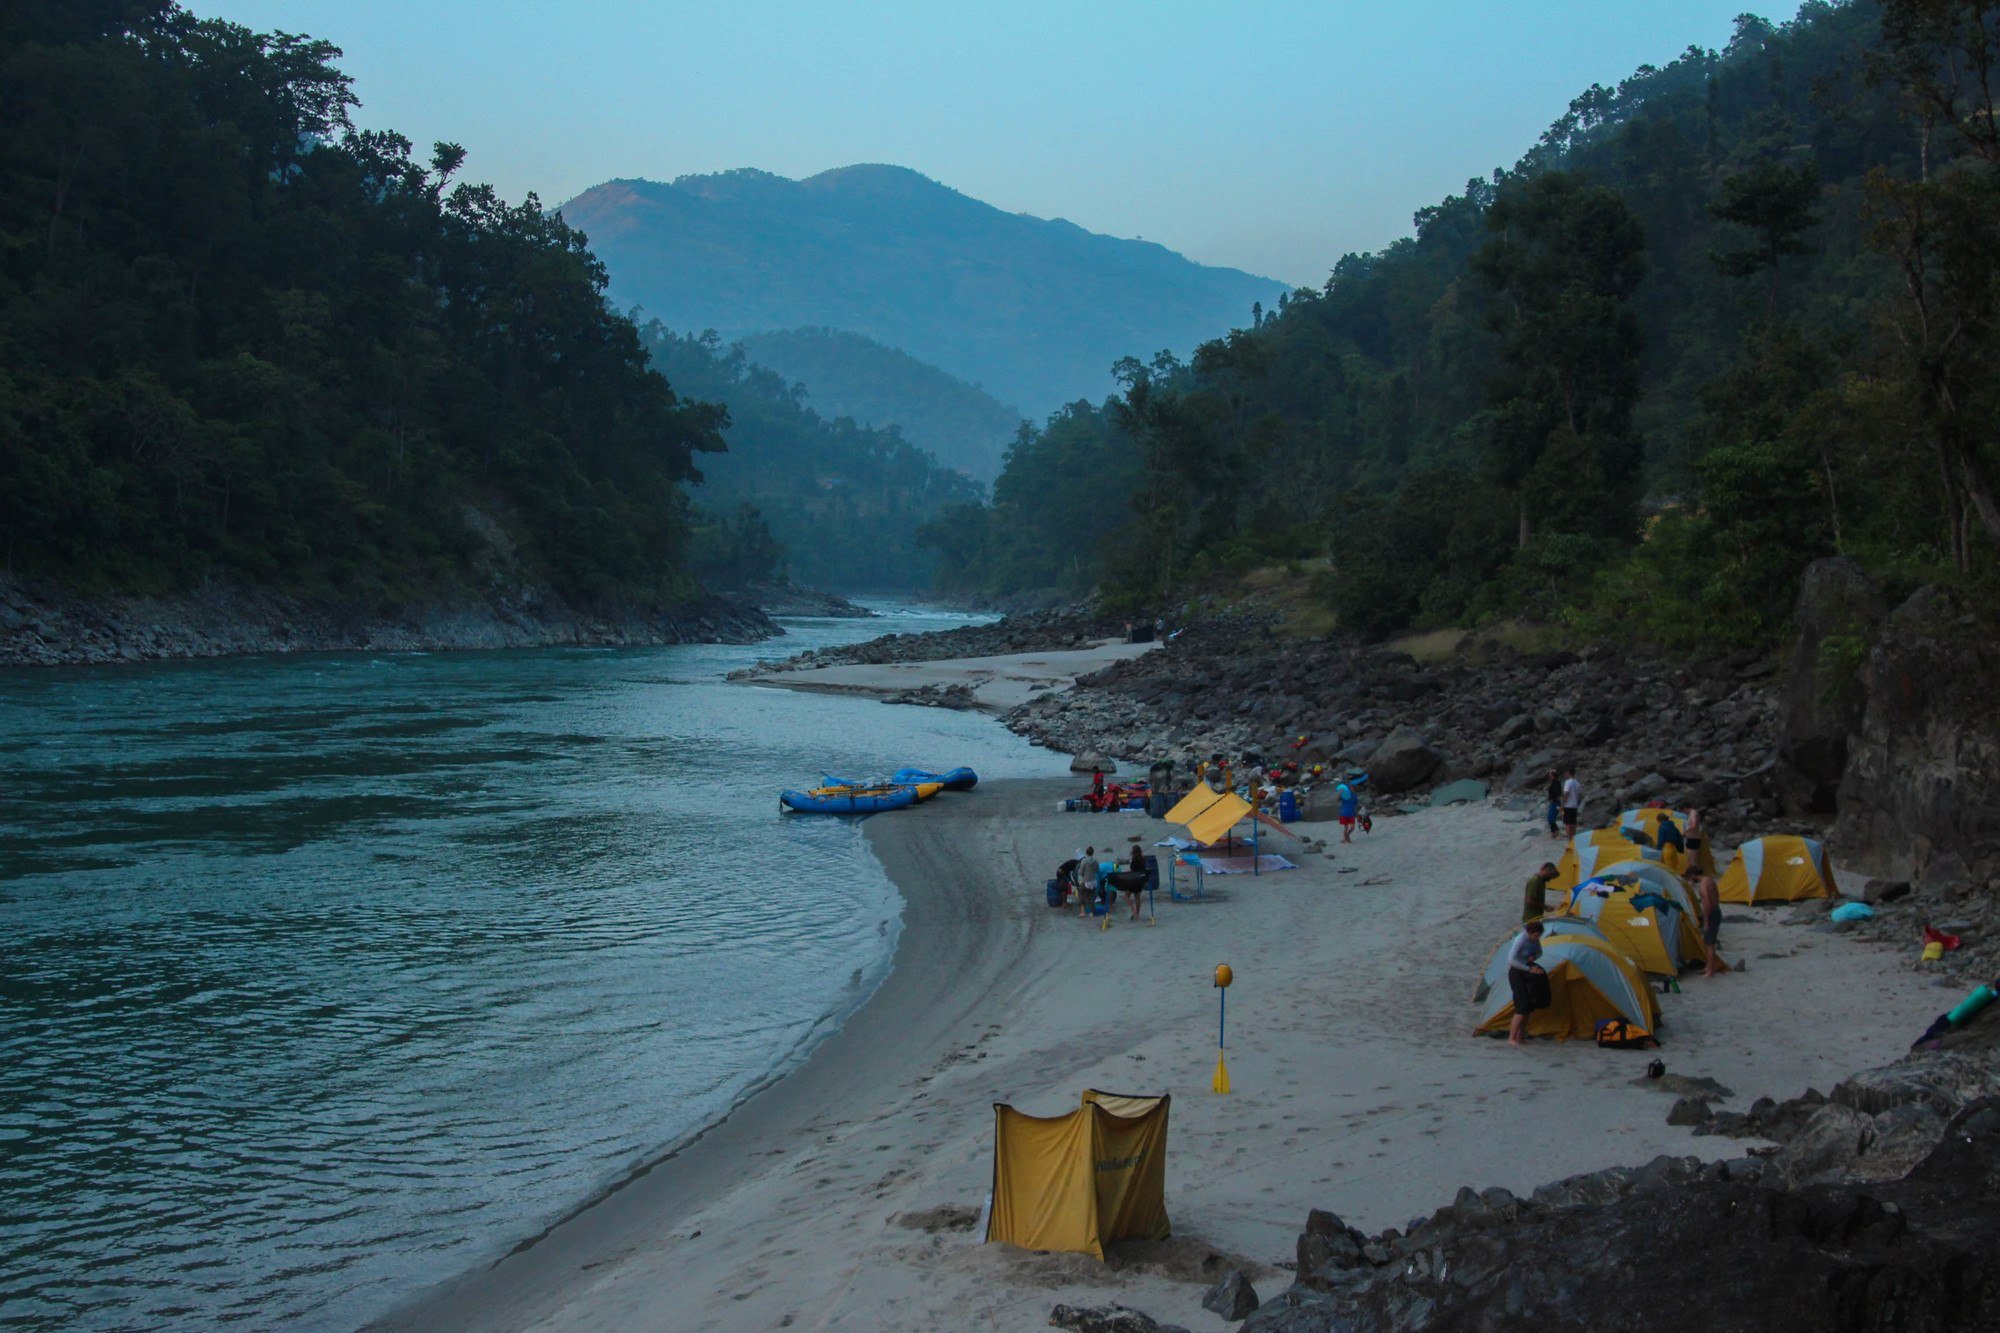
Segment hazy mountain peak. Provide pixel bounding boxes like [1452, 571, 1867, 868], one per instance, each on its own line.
[560, 165, 1287, 416]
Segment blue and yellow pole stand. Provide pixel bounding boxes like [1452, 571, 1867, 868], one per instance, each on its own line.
[1212, 963, 1233, 1094]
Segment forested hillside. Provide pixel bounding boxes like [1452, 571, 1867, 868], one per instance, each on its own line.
[646, 330, 983, 590]
[931, 0, 2000, 649]
[558, 166, 1287, 418]
[0, 2, 724, 609]
[735, 328, 1023, 483]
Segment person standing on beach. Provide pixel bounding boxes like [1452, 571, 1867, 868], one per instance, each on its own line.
[1335, 778, 1360, 842]
[1124, 844, 1147, 920]
[1560, 770, 1582, 838]
[1522, 862, 1558, 924]
[1699, 871, 1724, 977]
[1075, 846, 1097, 916]
[1544, 770, 1562, 839]
[1507, 921, 1548, 1046]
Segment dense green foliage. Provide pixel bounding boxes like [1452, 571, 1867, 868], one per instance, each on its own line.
[644, 329, 983, 590]
[735, 328, 1024, 483]
[0, 2, 723, 604]
[558, 166, 1286, 419]
[933, 0, 2000, 646]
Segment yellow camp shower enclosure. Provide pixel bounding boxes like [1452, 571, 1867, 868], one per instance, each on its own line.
[984, 1091, 1170, 1259]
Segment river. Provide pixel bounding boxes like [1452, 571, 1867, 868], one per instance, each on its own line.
[0, 606, 1062, 1330]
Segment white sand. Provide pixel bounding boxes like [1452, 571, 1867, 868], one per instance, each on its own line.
[391, 780, 1947, 1332]
[744, 638, 1157, 712]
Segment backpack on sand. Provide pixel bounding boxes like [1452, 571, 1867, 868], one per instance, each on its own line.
[1594, 1018, 1658, 1050]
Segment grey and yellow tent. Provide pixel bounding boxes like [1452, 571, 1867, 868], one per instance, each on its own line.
[986, 1090, 1170, 1259]
[1473, 918, 1608, 1002]
[1719, 835, 1837, 904]
[1474, 933, 1660, 1041]
[1553, 835, 1664, 892]
[1616, 806, 1716, 875]
[1592, 859, 1708, 959]
[1563, 875, 1691, 977]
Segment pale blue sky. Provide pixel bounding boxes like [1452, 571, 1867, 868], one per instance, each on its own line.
[188, 1, 1791, 286]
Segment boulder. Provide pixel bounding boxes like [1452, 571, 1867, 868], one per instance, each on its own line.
[1049, 1305, 1190, 1333]
[1202, 1270, 1261, 1321]
[1495, 714, 1535, 744]
[1666, 1096, 1711, 1127]
[1833, 585, 2000, 885]
[1070, 751, 1118, 775]
[1774, 556, 1886, 815]
[1772, 1102, 1874, 1185]
[1427, 779, 1488, 807]
[1366, 726, 1443, 793]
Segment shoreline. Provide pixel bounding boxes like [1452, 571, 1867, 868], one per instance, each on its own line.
[389, 770, 1950, 1331]
[0, 576, 796, 667]
[373, 781, 1055, 1331]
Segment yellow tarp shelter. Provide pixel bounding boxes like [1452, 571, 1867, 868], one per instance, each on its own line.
[1163, 786, 1252, 849]
[986, 1090, 1171, 1259]
[1719, 835, 1837, 903]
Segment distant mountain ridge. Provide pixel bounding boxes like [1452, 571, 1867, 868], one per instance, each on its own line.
[735, 328, 1023, 483]
[560, 165, 1289, 417]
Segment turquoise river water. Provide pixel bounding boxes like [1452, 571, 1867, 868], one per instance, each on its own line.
[0, 606, 1064, 1330]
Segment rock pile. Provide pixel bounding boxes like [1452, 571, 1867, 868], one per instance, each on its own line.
[1002, 610, 1785, 828]
[1239, 1097, 2000, 1330]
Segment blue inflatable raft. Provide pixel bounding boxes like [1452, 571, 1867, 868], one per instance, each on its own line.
[891, 766, 978, 791]
[780, 784, 920, 815]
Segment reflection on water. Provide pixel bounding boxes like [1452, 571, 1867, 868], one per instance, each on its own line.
[0, 606, 1060, 1330]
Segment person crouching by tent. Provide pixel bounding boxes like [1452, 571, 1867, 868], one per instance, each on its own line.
[1508, 921, 1549, 1047]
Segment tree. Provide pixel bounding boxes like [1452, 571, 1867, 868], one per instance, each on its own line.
[1708, 158, 1823, 318]
[1472, 172, 1649, 549]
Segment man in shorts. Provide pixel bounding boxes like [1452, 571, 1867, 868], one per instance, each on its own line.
[1335, 778, 1361, 842]
[1507, 920, 1548, 1046]
[1560, 770, 1582, 837]
[1699, 871, 1724, 977]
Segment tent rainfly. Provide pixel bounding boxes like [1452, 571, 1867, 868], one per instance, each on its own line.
[985, 1090, 1170, 1260]
[1553, 836, 1664, 891]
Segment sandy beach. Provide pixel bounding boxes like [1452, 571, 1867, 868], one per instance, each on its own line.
[391, 767, 1946, 1332]
[740, 637, 1158, 712]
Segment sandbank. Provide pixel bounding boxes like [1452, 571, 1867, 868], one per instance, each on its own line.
[390, 779, 1945, 1332]
[743, 637, 1156, 712]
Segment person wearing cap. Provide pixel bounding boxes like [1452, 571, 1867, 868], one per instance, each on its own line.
[1507, 920, 1548, 1047]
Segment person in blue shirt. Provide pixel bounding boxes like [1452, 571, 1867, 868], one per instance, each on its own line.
[1334, 772, 1368, 842]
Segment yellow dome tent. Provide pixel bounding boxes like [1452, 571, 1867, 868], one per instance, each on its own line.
[1562, 875, 1691, 977]
[1474, 932, 1659, 1041]
[1718, 835, 1837, 904]
[1592, 859, 1708, 961]
[985, 1090, 1171, 1260]
[1615, 806, 1716, 875]
[1553, 835, 1665, 891]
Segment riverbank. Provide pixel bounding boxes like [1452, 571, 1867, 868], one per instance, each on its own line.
[735, 636, 1158, 713]
[0, 576, 779, 666]
[394, 778, 1947, 1331]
